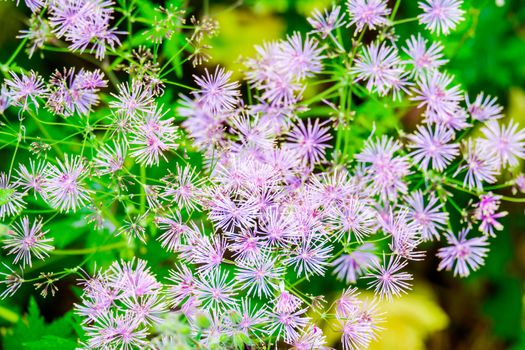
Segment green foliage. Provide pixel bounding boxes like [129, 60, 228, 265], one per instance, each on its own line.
[3, 297, 77, 350]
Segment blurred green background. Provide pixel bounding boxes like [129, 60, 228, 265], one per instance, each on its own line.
[1, 0, 525, 349]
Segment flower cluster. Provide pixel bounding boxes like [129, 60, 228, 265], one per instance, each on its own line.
[1, 0, 524, 349]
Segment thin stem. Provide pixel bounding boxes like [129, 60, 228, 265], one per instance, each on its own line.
[51, 242, 128, 256]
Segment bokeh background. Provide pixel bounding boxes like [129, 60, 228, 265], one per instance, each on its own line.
[1, 0, 525, 349]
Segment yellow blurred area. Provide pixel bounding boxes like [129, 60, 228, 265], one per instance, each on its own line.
[323, 285, 449, 350]
[206, 6, 285, 79]
[368, 285, 449, 350]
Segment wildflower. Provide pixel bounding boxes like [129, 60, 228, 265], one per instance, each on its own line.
[17, 16, 52, 58]
[0, 263, 23, 299]
[347, 0, 391, 32]
[47, 68, 107, 117]
[278, 32, 325, 79]
[418, 0, 465, 35]
[366, 255, 413, 300]
[193, 236, 227, 274]
[403, 34, 448, 77]
[405, 190, 448, 241]
[266, 306, 310, 343]
[5, 70, 48, 112]
[49, 0, 122, 59]
[289, 324, 328, 349]
[457, 139, 499, 190]
[235, 254, 284, 298]
[43, 154, 91, 212]
[478, 120, 525, 170]
[129, 106, 179, 166]
[15, 159, 47, 197]
[307, 5, 346, 39]
[0, 173, 26, 219]
[94, 141, 127, 175]
[231, 298, 269, 336]
[437, 229, 489, 277]
[195, 269, 237, 310]
[155, 215, 189, 252]
[117, 215, 147, 243]
[466, 93, 503, 121]
[355, 136, 411, 201]
[208, 193, 259, 231]
[332, 244, 379, 283]
[192, 67, 240, 114]
[3, 216, 54, 267]
[283, 237, 332, 279]
[84, 312, 149, 349]
[326, 198, 376, 242]
[109, 81, 155, 118]
[407, 124, 459, 171]
[411, 71, 463, 122]
[285, 119, 332, 166]
[473, 194, 508, 237]
[107, 258, 162, 298]
[383, 209, 425, 261]
[351, 43, 403, 96]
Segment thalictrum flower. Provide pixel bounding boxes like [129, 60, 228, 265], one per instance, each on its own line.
[418, 0, 465, 35]
[437, 229, 489, 277]
[3, 216, 54, 267]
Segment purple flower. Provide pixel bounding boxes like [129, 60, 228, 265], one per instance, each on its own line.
[403, 34, 448, 77]
[366, 254, 413, 300]
[277, 32, 325, 79]
[405, 190, 448, 241]
[0, 263, 23, 299]
[15, 160, 47, 197]
[289, 324, 328, 350]
[129, 106, 179, 166]
[347, 0, 391, 32]
[285, 119, 332, 166]
[110, 81, 155, 118]
[208, 193, 259, 231]
[407, 124, 459, 171]
[437, 229, 489, 277]
[266, 305, 310, 343]
[332, 244, 379, 283]
[43, 154, 91, 212]
[411, 71, 463, 122]
[307, 5, 346, 39]
[473, 193, 508, 237]
[466, 92, 503, 121]
[0, 173, 26, 219]
[192, 66, 240, 114]
[418, 0, 465, 35]
[49, 0, 122, 59]
[17, 16, 52, 58]
[5, 70, 48, 112]
[47, 68, 107, 117]
[195, 269, 237, 310]
[161, 164, 204, 210]
[478, 120, 525, 170]
[283, 237, 332, 279]
[235, 254, 284, 298]
[356, 136, 411, 202]
[326, 198, 376, 242]
[94, 141, 126, 175]
[84, 313, 148, 349]
[457, 139, 498, 190]
[351, 43, 404, 96]
[3, 216, 54, 267]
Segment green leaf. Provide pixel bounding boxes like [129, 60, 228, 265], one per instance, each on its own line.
[23, 336, 77, 350]
[2, 297, 77, 350]
[0, 188, 15, 206]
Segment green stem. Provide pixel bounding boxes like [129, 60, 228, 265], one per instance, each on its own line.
[51, 242, 128, 256]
